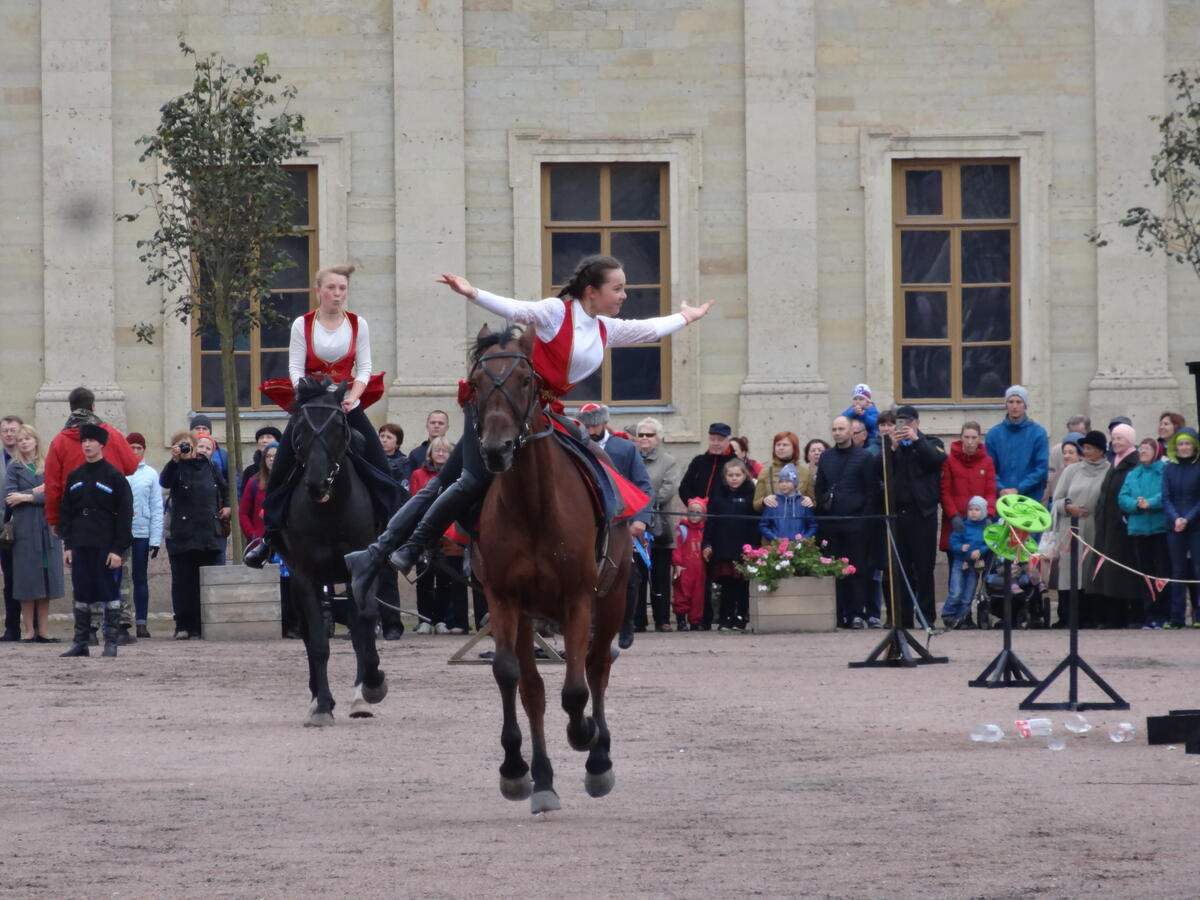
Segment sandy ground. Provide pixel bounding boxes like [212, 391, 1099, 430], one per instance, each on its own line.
[3, 626, 1199, 899]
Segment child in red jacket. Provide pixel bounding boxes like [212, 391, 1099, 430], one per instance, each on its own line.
[671, 497, 707, 631]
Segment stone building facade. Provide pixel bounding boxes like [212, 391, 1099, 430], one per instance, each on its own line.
[2, 0, 1198, 460]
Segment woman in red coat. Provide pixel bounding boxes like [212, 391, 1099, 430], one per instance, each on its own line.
[939, 421, 997, 553]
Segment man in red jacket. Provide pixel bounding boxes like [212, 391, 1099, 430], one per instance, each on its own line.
[44, 387, 139, 532]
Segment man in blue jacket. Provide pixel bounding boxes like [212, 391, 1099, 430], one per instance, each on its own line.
[580, 403, 653, 650]
[985, 385, 1049, 502]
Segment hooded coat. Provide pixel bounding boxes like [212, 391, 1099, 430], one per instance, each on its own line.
[703, 478, 758, 564]
[1117, 456, 1166, 536]
[939, 439, 997, 551]
[985, 415, 1050, 500]
[1048, 455, 1110, 591]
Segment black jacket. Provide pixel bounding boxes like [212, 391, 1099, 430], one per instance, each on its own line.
[703, 479, 758, 563]
[160, 457, 227, 554]
[59, 459, 133, 555]
[814, 444, 878, 534]
[678, 449, 734, 505]
[883, 431, 946, 517]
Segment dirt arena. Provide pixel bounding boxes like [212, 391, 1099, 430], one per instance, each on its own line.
[3, 626, 1199, 898]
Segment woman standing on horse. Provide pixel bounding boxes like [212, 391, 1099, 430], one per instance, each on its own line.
[345, 254, 713, 603]
[245, 264, 392, 567]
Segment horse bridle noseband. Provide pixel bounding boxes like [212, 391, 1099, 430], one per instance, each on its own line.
[470, 350, 554, 451]
[296, 400, 349, 493]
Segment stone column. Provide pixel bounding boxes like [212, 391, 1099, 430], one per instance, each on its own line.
[1088, 0, 1178, 435]
[739, 0, 829, 445]
[34, 0, 126, 436]
[387, 0, 468, 439]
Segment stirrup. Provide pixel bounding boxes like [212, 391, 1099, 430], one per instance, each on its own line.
[243, 536, 272, 569]
[388, 544, 428, 582]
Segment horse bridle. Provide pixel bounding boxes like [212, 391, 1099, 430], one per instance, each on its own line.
[470, 350, 554, 451]
[296, 400, 349, 494]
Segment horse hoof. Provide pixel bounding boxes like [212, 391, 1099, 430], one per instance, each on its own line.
[499, 774, 533, 801]
[530, 789, 561, 815]
[361, 674, 388, 705]
[584, 768, 615, 798]
[304, 710, 335, 727]
[348, 697, 374, 719]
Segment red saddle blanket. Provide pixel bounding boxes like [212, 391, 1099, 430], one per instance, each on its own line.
[547, 416, 648, 524]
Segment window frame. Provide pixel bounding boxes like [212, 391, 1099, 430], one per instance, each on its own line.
[190, 165, 320, 412]
[891, 158, 1020, 405]
[539, 162, 672, 407]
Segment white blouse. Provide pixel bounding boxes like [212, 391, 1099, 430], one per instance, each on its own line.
[287, 314, 372, 386]
[473, 290, 686, 386]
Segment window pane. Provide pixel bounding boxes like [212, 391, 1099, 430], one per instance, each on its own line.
[961, 164, 1011, 219]
[962, 346, 1012, 398]
[900, 230, 950, 284]
[563, 368, 601, 402]
[962, 286, 1011, 342]
[611, 165, 661, 220]
[611, 347, 661, 401]
[271, 235, 311, 290]
[200, 353, 251, 409]
[549, 165, 601, 221]
[611, 231, 660, 284]
[961, 230, 1010, 283]
[904, 290, 947, 339]
[262, 292, 311, 347]
[621, 288, 661, 320]
[901, 345, 951, 399]
[286, 169, 310, 226]
[259, 351, 289, 403]
[905, 170, 943, 216]
[198, 316, 250, 351]
[551, 232, 601, 285]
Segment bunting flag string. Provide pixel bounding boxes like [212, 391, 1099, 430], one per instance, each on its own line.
[1066, 529, 1200, 585]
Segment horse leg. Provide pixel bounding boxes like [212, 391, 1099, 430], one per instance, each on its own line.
[295, 575, 335, 727]
[347, 606, 385, 718]
[583, 579, 625, 798]
[561, 594, 597, 753]
[490, 601, 531, 801]
[516, 615, 559, 815]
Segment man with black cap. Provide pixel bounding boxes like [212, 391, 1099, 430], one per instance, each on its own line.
[881, 405, 945, 628]
[679, 422, 734, 506]
[58, 424, 134, 658]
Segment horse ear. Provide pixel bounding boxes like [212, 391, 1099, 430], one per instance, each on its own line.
[518, 325, 535, 353]
[477, 324, 491, 340]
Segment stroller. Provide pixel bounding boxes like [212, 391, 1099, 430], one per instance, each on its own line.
[974, 553, 1050, 630]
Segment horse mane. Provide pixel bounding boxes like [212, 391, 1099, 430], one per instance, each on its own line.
[295, 376, 337, 406]
[470, 326, 524, 367]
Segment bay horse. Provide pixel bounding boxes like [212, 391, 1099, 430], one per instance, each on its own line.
[276, 378, 388, 726]
[469, 324, 630, 814]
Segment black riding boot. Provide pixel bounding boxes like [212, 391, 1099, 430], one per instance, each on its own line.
[60, 604, 91, 657]
[388, 474, 483, 576]
[102, 605, 121, 658]
[344, 476, 442, 614]
[243, 532, 276, 569]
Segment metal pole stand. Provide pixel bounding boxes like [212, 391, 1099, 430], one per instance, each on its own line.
[969, 557, 1039, 688]
[1019, 518, 1129, 711]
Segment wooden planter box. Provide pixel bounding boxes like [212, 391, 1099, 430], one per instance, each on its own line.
[749, 576, 837, 633]
[200, 564, 281, 641]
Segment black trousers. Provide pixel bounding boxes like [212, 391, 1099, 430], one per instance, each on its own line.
[636, 545, 672, 628]
[1130, 532, 1171, 624]
[883, 510, 938, 627]
[169, 549, 222, 635]
[823, 528, 871, 625]
[0, 544, 18, 635]
[714, 576, 748, 628]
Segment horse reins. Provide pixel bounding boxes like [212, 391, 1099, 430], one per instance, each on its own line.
[470, 350, 554, 451]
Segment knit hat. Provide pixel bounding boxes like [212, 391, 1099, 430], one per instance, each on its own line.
[967, 495, 988, 513]
[125, 432, 146, 448]
[778, 463, 800, 484]
[189, 414, 213, 432]
[255, 426, 283, 442]
[686, 496, 708, 511]
[79, 423, 108, 445]
[1079, 430, 1108, 453]
[1004, 385, 1029, 406]
[1169, 427, 1200, 463]
[1061, 431, 1084, 451]
[852, 383, 872, 401]
[577, 403, 609, 426]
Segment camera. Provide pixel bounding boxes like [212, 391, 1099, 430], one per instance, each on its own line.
[179, 441, 192, 455]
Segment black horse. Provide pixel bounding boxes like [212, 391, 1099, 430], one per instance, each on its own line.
[277, 378, 388, 726]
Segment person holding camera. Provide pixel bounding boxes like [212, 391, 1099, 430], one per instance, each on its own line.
[160, 430, 228, 639]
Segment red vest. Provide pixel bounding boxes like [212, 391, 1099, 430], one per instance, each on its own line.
[531, 298, 608, 399]
[260, 310, 386, 411]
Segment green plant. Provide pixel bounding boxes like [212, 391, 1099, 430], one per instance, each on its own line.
[735, 536, 855, 593]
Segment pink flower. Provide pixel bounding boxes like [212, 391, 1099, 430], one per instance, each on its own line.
[742, 544, 753, 553]
[783, 552, 794, 559]
[839, 557, 849, 564]
[794, 533, 804, 541]
[819, 556, 832, 565]
[778, 538, 790, 550]
[843, 564, 857, 575]
[821, 540, 829, 548]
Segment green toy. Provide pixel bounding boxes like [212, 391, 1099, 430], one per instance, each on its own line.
[983, 521, 1040, 562]
[995, 493, 1052, 534]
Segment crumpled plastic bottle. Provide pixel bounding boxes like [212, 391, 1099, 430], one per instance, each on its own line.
[970, 723, 1004, 743]
[1063, 713, 1092, 734]
[1014, 717, 1052, 738]
[1108, 722, 1136, 743]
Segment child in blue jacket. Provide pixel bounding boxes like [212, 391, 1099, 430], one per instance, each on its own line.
[842, 384, 879, 444]
[759, 464, 817, 542]
[942, 495, 990, 628]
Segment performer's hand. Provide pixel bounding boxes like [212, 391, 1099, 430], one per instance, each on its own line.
[341, 397, 356, 413]
[63, 549, 72, 567]
[437, 273, 478, 300]
[679, 299, 714, 324]
[106, 553, 122, 570]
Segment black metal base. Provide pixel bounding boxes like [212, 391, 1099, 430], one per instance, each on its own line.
[1146, 710, 1200, 745]
[848, 626, 949, 668]
[1018, 652, 1130, 711]
[968, 647, 1039, 688]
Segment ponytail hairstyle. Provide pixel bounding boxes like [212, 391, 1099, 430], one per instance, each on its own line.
[557, 255, 623, 301]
